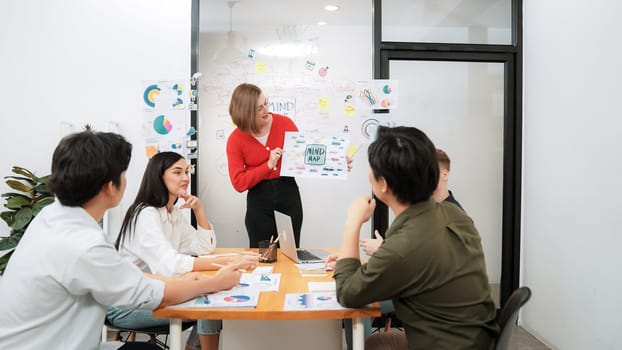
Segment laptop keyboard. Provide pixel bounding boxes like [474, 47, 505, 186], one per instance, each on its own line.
[296, 250, 322, 261]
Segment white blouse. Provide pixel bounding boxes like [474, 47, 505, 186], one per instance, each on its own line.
[119, 206, 217, 276]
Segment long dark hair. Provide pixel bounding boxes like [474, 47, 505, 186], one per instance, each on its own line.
[115, 152, 184, 249]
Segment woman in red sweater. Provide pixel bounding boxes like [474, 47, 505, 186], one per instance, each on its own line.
[226, 83, 303, 248]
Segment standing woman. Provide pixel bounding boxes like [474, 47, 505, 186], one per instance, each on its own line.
[109, 151, 257, 350]
[226, 83, 303, 248]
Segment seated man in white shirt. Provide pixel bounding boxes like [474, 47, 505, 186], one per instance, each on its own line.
[0, 130, 253, 350]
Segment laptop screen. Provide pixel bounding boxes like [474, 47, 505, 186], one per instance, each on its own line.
[274, 210, 301, 263]
[274, 210, 329, 264]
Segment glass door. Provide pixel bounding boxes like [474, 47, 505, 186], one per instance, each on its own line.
[386, 59, 505, 287]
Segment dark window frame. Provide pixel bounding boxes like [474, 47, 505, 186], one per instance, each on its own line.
[371, 0, 522, 305]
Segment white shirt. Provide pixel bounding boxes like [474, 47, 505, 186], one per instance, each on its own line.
[119, 206, 216, 276]
[0, 201, 165, 350]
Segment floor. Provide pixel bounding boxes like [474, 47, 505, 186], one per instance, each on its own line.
[107, 324, 549, 350]
[508, 326, 550, 350]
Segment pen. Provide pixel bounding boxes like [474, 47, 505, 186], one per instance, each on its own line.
[212, 262, 247, 273]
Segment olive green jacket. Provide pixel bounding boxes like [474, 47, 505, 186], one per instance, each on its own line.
[334, 198, 499, 350]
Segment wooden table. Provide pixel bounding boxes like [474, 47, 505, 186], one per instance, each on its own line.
[153, 248, 380, 350]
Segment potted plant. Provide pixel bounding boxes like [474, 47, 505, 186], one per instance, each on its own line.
[0, 166, 54, 275]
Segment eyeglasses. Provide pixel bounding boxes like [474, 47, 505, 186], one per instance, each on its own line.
[257, 98, 269, 113]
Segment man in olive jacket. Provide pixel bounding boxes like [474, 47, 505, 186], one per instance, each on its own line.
[332, 126, 499, 350]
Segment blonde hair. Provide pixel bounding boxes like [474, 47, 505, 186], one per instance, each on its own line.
[229, 83, 262, 134]
[436, 149, 450, 171]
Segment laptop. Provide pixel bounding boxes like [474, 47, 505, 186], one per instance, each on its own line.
[274, 210, 330, 264]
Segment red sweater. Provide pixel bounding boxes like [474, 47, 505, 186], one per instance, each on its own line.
[226, 113, 298, 192]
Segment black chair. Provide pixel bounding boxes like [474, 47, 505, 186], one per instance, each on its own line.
[116, 342, 165, 350]
[494, 286, 532, 350]
[371, 312, 403, 333]
[104, 318, 195, 349]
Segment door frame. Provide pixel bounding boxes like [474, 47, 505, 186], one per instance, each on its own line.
[370, 0, 523, 306]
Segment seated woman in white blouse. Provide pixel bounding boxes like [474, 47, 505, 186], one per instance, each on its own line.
[107, 151, 258, 350]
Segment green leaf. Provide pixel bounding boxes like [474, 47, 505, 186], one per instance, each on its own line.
[34, 183, 52, 196]
[4, 175, 35, 184]
[11, 166, 36, 180]
[2, 192, 29, 199]
[38, 174, 52, 184]
[0, 250, 15, 276]
[0, 232, 23, 250]
[0, 211, 15, 226]
[6, 195, 31, 209]
[13, 207, 33, 230]
[32, 197, 54, 215]
[5, 180, 32, 194]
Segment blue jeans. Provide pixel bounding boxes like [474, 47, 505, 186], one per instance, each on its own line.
[344, 300, 395, 350]
[106, 307, 222, 349]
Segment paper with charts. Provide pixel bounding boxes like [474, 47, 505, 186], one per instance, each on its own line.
[284, 292, 346, 311]
[281, 132, 349, 180]
[169, 273, 280, 308]
[296, 263, 328, 277]
[236, 273, 281, 292]
[170, 289, 260, 308]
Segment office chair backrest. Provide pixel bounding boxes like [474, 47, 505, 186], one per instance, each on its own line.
[494, 286, 532, 350]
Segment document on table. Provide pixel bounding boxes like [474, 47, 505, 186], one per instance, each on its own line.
[284, 292, 346, 311]
[296, 263, 328, 277]
[170, 289, 260, 308]
[234, 273, 281, 292]
[199, 253, 240, 258]
[252, 266, 274, 274]
[308, 282, 336, 292]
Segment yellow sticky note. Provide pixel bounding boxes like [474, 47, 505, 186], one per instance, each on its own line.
[344, 105, 355, 116]
[318, 97, 330, 109]
[255, 62, 267, 74]
[347, 144, 360, 158]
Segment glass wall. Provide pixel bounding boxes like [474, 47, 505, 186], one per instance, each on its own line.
[389, 60, 505, 281]
[382, 0, 512, 44]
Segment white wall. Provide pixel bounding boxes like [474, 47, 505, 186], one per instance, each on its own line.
[0, 0, 191, 238]
[522, 1, 622, 348]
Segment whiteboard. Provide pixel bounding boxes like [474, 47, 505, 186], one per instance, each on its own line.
[198, 24, 374, 249]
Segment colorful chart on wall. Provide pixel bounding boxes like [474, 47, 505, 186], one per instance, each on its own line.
[142, 80, 186, 110]
[356, 79, 399, 110]
[280, 131, 349, 180]
[142, 109, 188, 158]
[358, 115, 398, 141]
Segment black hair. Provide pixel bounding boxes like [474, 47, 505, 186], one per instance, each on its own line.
[49, 131, 132, 206]
[115, 151, 184, 249]
[367, 126, 439, 205]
